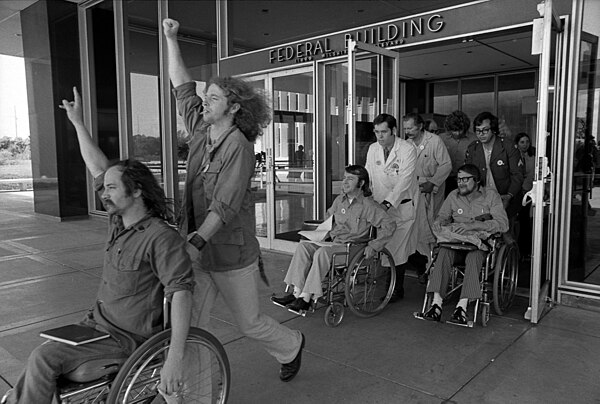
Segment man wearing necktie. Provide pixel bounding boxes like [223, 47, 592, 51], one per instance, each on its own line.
[365, 114, 419, 301]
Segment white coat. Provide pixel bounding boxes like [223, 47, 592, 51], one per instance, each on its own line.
[407, 131, 452, 255]
[365, 137, 419, 265]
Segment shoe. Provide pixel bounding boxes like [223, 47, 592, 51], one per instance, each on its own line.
[287, 298, 310, 312]
[280, 333, 305, 382]
[449, 306, 468, 325]
[271, 293, 295, 306]
[423, 303, 442, 322]
[1, 389, 12, 404]
[389, 287, 404, 303]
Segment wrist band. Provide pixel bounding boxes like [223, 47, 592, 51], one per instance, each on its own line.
[189, 233, 206, 251]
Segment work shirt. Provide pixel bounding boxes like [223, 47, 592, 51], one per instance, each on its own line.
[326, 193, 396, 252]
[173, 81, 259, 271]
[435, 187, 509, 234]
[85, 173, 194, 354]
[441, 131, 478, 178]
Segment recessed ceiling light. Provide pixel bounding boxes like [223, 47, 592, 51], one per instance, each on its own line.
[500, 63, 505, 66]
[443, 63, 448, 66]
[262, 9, 269, 13]
[264, 33, 270, 36]
[466, 51, 472, 54]
[357, 9, 364, 13]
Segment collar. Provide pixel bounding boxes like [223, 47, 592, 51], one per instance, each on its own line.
[341, 192, 364, 205]
[113, 214, 154, 233]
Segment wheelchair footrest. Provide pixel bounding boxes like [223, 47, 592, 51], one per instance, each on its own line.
[413, 311, 426, 320]
[446, 318, 474, 328]
[271, 300, 288, 309]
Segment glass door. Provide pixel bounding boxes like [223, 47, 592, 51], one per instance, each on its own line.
[527, 0, 567, 323]
[244, 69, 315, 252]
[271, 69, 315, 250]
[320, 41, 399, 210]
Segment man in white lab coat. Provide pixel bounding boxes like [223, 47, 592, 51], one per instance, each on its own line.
[365, 114, 419, 301]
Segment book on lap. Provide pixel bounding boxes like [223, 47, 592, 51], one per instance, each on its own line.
[40, 324, 110, 346]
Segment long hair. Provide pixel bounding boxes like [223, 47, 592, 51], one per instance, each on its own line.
[207, 76, 272, 142]
[345, 165, 372, 197]
[110, 159, 174, 222]
[515, 132, 535, 157]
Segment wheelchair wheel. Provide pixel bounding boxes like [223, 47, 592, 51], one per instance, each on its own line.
[324, 302, 345, 327]
[345, 247, 396, 318]
[480, 303, 490, 327]
[492, 243, 519, 315]
[107, 327, 230, 403]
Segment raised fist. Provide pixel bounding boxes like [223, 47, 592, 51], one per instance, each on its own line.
[162, 18, 180, 38]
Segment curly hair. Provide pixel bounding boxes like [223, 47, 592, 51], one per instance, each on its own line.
[110, 159, 174, 222]
[207, 76, 272, 142]
[444, 110, 471, 133]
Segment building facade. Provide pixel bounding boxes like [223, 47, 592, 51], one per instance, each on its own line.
[10, 0, 600, 322]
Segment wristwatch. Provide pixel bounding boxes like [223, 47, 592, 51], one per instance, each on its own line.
[189, 233, 206, 251]
[382, 200, 392, 210]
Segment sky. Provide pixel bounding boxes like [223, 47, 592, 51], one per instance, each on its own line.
[0, 54, 29, 139]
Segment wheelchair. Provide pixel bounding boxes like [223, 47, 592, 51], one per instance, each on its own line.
[275, 223, 397, 327]
[55, 300, 230, 403]
[414, 234, 519, 327]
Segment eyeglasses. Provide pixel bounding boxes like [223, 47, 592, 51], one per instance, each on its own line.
[456, 176, 474, 184]
[475, 127, 492, 135]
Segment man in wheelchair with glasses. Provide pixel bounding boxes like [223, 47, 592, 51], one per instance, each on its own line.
[2, 88, 194, 404]
[422, 164, 508, 325]
[271, 165, 395, 313]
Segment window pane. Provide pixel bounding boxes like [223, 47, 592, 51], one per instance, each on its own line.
[498, 72, 536, 143]
[126, 0, 162, 185]
[168, 1, 218, 205]
[431, 80, 458, 116]
[461, 77, 494, 123]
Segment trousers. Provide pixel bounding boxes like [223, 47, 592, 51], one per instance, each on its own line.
[191, 258, 302, 364]
[284, 241, 349, 300]
[426, 247, 486, 300]
[6, 336, 126, 403]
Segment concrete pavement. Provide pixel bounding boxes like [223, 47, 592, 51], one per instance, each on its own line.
[1, 191, 599, 403]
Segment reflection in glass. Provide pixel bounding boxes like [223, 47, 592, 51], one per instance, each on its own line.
[430, 80, 458, 116]
[168, 1, 218, 205]
[461, 76, 494, 126]
[568, 34, 599, 285]
[498, 72, 536, 143]
[272, 73, 315, 240]
[88, 1, 118, 212]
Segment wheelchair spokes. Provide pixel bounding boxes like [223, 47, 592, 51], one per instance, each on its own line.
[345, 249, 396, 318]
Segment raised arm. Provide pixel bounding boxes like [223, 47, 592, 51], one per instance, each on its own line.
[163, 18, 192, 87]
[60, 87, 108, 178]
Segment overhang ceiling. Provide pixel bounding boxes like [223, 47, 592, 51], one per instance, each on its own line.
[0, 0, 538, 79]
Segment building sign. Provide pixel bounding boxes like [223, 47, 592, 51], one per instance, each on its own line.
[269, 14, 445, 64]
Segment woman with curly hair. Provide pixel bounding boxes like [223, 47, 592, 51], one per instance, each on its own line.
[163, 18, 305, 383]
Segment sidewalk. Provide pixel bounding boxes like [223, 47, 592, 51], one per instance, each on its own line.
[1, 191, 599, 403]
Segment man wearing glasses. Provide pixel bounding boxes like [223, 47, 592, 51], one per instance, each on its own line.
[465, 112, 523, 221]
[423, 164, 508, 325]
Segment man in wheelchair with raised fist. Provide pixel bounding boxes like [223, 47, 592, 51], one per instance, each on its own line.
[271, 165, 396, 313]
[423, 164, 508, 325]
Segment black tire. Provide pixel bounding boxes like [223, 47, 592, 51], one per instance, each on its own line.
[324, 302, 345, 327]
[493, 243, 519, 315]
[107, 327, 230, 403]
[345, 247, 396, 318]
[480, 303, 490, 327]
